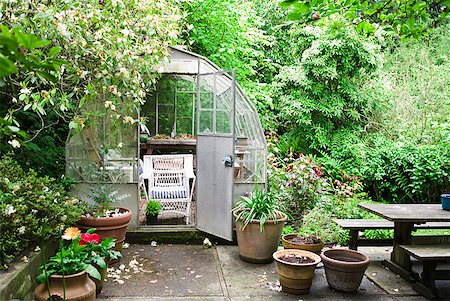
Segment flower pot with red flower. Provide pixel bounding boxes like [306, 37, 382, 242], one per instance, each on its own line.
[80, 228, 122, 295]
[35, 227, 99, 301]
[77, 183, 132, 253]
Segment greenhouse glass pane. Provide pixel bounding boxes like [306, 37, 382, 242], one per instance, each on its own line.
[158, 92, 174, 104]
[199, 110, 213, 133]
[199, 92, 213, 109]
[159, 76, 175, 91]
[176, 93, 194, 117]
[216, 111, 231, 134]
[158, 113, 175, 135]
[176, 117, 193, 134]
[177, 79, 195, 92]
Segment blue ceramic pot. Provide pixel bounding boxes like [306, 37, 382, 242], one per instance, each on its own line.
[441, 194, 450, 210]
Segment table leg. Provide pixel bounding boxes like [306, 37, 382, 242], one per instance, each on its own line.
[391, 222, 414, 271]
[382, 221, 414, 281]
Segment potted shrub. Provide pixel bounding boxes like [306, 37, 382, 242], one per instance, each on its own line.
[34, 227, 98, 301]
[232, 189, 287, 263]
[77, 181, 132, 252]
[273, 249, 321, 294]
[320, 248, 369, 292]
[282, 234, 324, 254]
[145, 200, 161, 225]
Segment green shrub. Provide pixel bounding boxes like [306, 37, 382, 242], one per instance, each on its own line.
[268, 152, 328, 224]
[145, 200, 162, 216]
[298, 195, 391, 245]
[271, 25, 380, 152]
[362, 140, 450, 203]
[0, 155, 85, 269]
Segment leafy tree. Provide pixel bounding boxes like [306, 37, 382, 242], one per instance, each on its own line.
[272, 26, 379, 151]
[0, 26, 66, 152]
[280, 0, 450, 39]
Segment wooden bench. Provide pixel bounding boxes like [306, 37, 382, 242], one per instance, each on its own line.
[400, 244, 450, 299]
[333, 219, 450, 250]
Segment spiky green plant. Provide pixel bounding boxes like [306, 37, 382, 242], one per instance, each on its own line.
[232, 188, 286, 232]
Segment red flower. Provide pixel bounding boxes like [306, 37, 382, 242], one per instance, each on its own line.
[79, 233, 101, 246]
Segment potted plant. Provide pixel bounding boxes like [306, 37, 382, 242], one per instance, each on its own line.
[282, 233, 324, 254]
[145, 200, 161, 225]
[34, 227, 98, 301]
[320, 248, 370, 292]
[77, 180, 132, 252]
[232, 189, 287, 263]
[80, 228, 122, 295]
[273, 249, 321, 294]
[441, 194, 450, 210]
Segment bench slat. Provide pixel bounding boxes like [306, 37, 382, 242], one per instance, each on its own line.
[333, 219, 393, 229]
[400, 244, 450, 261]
[333, 219, 450, 230]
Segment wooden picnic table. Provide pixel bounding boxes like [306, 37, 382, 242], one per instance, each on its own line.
[358, 203, 450, 280]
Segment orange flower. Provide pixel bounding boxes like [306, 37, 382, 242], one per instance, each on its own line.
[62, 227, 81, 240]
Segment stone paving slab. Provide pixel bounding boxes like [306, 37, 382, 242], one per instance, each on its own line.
[99, 244, 224, 298]
[99, 244, 433, 301]
[217, 245, 387, 299]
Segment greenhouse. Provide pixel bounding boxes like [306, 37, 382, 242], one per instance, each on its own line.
[66, 46, 267, 240]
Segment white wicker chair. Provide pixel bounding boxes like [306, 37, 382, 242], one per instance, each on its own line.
[142, 154, 195, 224]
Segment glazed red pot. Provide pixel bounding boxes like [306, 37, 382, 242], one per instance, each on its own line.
[77, 207, 131, 252]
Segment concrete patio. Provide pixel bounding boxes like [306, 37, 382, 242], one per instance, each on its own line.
[97, 244, 449, 301]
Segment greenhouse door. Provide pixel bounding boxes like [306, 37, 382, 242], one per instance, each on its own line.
[196, 70, 236, 241]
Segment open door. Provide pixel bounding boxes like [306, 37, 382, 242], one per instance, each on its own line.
[196, 70, 235, 241]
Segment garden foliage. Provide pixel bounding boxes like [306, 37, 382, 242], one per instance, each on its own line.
[281, 0, 450, 39]
[0, 0, 183, 166]
[0, 155, 84, 269]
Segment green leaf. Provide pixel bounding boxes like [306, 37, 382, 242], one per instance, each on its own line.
[288, 12, 302, 20]
[0, 55, 18, 77]
[292, 2, 310, 13]
[48, 46, 62, 57]
[36, 269, 56, 284]
[279, 0, 296, 8]
[94, 256, 106, 269]
[406, 18, 415, 29]
[36, 71, 57, 83]
[85, 264, 102, 280]
[69, 121, 78, 129]
[7, 125, 20, 133]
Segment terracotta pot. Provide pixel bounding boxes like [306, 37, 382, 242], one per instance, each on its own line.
[34, 270, 96, 301]
[273, 249, 321, 295]
[320, 248, 370, 292]
[281, 234, 324, 254]
[78, 207, 131, 252]
[91, 262, 108, 296]
[234, 210, 287, 263]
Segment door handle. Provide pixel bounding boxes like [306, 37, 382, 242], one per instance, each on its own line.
[222, 155, 233, 167]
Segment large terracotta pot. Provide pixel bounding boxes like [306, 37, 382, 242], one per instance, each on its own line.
[78, 207, 131, 252]
[281, 234, 324, 254]
[34, 270, 96, 301]
[320, 248, 370, 292]
[273, 249, 321, 295]
[234, 210, 287, 263]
